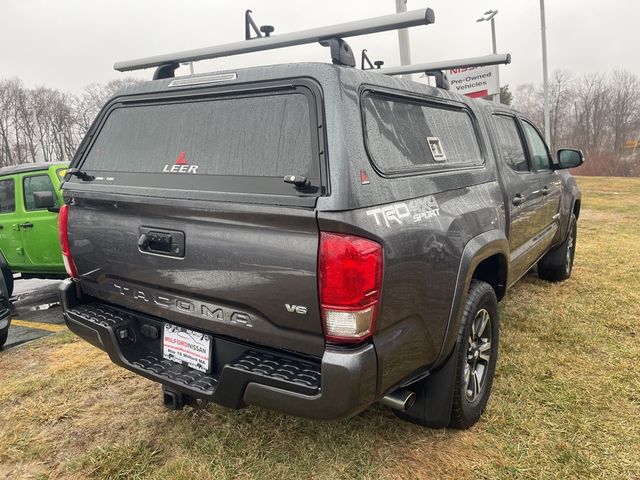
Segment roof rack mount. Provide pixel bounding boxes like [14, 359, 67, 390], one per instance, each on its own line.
[114, 8, 435, 73]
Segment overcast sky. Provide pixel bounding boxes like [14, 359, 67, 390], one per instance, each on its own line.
[1, 0, 638, 93]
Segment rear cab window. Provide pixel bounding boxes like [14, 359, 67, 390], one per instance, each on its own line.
[0, 179, 15, 213]
[362, 90, 484, 175]
[70, 81, 326, 203]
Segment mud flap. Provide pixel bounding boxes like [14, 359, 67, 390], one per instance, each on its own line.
[395, 344, 458, 428]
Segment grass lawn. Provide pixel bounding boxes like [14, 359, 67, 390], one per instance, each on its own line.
[0, 176, 638, 479]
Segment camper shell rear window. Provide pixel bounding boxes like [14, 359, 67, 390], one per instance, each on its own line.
[72, 82, 325, 199]
[361, 89, 484, 175]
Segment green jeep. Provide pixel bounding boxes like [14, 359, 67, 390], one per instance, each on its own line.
[0, 162, 69, 296]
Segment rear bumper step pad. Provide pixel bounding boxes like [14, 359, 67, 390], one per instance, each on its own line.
[60, 278, 377, 419]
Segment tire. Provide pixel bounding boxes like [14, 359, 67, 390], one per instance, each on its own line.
[538, 213, 577, 282]
[1, 265, 13, 298]
[448, 280, 500, 429]
[0, 271, 10, 349]
[394, 280, 499, 429]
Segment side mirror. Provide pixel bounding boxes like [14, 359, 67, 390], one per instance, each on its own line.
[555, 149, 584, 170]
[33, 191, 56, 209]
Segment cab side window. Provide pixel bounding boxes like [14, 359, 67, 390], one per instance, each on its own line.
[23, 175, 56, 211]
[0, 179, 15, 213]
[492, 115, 529, 172]
[521, 121, 552, 171]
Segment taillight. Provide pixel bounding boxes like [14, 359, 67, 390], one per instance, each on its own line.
[318, 232, 383, 344]
[58, 204, 78, 279]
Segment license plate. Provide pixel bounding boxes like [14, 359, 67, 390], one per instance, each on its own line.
[162, 323, 212, 373]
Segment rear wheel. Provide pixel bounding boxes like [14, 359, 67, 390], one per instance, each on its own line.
[0, 330, 7, 349]
[538, 214, 577, 282]
[394, 280, 499, 429]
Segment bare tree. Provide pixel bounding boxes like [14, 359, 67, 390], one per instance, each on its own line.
[76, 78, 142, 136]
[609, 70, 640, 155]
[548, 70, 574, 151]
[0, 80, 15, 165]
[513, 71, 575, 152]
[573, 73, 611, 157]
[0, 76, 141, 166]
[513, 83, 543, 125]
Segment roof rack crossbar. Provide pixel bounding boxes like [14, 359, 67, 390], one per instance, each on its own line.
[114, 8, 435, 72]
[378, 53, 511, 77]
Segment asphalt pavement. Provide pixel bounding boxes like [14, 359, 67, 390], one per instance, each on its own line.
[2, 278, 64, 350]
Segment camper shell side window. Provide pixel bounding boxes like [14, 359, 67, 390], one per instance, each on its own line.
[360, 88, 485, 177]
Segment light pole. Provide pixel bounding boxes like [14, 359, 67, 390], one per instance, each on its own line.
[539, 0, 551, 145]
[395, 0, 412, 81]
[477, 10, 500, 103]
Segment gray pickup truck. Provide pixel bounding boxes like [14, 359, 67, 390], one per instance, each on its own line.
[59, 10, 583, 429]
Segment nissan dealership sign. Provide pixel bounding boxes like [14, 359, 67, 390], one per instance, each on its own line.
[447, 65, 500, 98]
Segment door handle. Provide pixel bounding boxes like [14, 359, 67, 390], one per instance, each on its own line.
[512, 194, 526, 207]
[19, 222, 33, 229]
[541, 186, 549, 196]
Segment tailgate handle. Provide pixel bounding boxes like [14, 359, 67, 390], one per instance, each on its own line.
[19, 222, 33, 229]
[147, 232, 173, 252]
[137, 228, 185, 257]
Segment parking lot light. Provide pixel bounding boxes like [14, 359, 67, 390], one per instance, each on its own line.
[477, 10, 500, 103]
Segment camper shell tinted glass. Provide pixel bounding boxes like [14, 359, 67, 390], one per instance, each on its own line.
[71, 81, 325, 199]
[362, 89, 484, 175]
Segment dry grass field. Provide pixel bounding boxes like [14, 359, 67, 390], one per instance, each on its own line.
[0, 176, 638, 479]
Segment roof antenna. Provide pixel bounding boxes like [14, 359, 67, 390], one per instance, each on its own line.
[245, 10, 275, 40]
[361, 49, 384, 70]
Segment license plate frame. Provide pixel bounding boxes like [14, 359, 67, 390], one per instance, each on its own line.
[162, 323, 212, 374]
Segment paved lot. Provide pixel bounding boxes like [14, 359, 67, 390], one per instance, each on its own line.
[3, 278, 64, 350]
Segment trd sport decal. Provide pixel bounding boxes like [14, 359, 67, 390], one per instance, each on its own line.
[366, 196, 441, 228]
[162, 151, 199, 174]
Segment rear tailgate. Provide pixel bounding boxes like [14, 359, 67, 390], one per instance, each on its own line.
[63, 80, 327, 357]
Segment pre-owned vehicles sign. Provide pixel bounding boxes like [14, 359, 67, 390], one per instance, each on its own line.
[448, 65, 500, 98]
